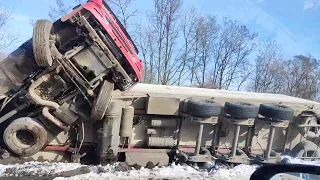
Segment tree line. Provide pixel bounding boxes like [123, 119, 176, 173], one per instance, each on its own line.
[1, 0, 319, 101]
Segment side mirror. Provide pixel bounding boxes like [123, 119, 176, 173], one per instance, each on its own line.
[250, 164, 320, 180]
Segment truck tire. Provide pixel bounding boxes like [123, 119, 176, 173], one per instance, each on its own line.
[291, 141, 320, 158]
[3, 117, 47, 156]
[33, 19, 53, 67]
[224, 102, 259, 119]
[299, 117, 320, 139]
[91, 80, 114, 121]
[259, 104, 294, 121]
[187, 99, 221, 118]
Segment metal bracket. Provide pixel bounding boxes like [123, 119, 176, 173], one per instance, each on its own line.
[180, 113, 219, 125]
[226, 155, 249, 164]
[225, 117, 255, 126]
[256, 118, 289, 128]
[223, 117, 255, 159]
[188, 154, 212, 163]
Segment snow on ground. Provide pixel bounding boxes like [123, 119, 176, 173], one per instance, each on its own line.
[0, 156, 316, 180]
[0, 161, 258, 180]
[282, 155, 320, 166]
[55, 163, 258, 180]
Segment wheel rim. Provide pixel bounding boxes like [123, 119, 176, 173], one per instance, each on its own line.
[14, 130, 36, 148]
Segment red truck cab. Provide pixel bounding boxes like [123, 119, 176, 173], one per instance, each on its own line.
[60, 0, 142, 88]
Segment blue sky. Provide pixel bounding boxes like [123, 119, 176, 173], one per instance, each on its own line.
[2, 0, 320, 59]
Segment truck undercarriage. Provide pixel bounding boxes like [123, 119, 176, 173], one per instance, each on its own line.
[0, 0, 319, 169]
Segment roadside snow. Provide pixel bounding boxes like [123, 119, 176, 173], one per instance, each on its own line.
[0, 161, 257, 180]
[0, 156, 317, 180]
[54, 163, 258, 180]
[0, 161, 85, 176]
[282, 155, 320, 166]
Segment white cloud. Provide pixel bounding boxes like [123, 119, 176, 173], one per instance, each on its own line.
[304, 0, 314, 9]
[304, 0, 320, 10]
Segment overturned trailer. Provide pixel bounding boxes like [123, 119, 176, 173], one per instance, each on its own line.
[0, 0, 319, 168]
[103, 83, 320, 166]
[15, 82, 320, 167]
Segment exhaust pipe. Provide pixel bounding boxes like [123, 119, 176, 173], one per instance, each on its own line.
[28, 67, 68, 131]
[28, 67, 61, 109]
[42, 107, 69, 131]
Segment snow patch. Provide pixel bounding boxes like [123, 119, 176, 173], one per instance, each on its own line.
[0, 161, 84, 176]
[282, 155, 320, 166]
[53, 163, 258, 180]
[0, 156, 318, 179]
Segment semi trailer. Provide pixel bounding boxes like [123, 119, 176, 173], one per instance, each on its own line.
[0, 0, 319, 168]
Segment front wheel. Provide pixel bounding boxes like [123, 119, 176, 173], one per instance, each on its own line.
[291, 141, 320, 159]
[33, 19, 54, 67]
[91, 80, 114, 121]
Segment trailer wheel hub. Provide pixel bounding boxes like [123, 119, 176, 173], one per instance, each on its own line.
[16, 130, 36, 146]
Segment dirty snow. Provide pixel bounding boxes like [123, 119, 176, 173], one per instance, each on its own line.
[0, 157, 316, 180]
[0, 161, 85, 177]
[0, 161, 257, 180]
[281, 155, 320, 166]
[54, 163, 258, 180]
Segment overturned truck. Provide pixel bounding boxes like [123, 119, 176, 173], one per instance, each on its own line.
[0, 0, 319, 167]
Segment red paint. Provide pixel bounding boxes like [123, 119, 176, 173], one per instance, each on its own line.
[61, 1, 142, 82]
[91, 0, 103, 8]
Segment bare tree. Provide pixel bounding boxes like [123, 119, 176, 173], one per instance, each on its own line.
[109, 0, 137, 29]
[136, 25, 157, 83]
[0, 1, 17, 51]
[49, 0, 137, 28]
[175, 7, 198, 86]
[283, 55, 320, 100]
[193, 15, 218, 88]
[146, 0, 182, 85]
[49, 0, 86, 21]
[250, 40, 320, 100]
[250, 40, 285, 93]
[208, 18, 257, 90]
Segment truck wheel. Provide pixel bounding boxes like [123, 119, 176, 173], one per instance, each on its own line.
[259, 104, 294, 121]
[299, 117, 320, 139]
[33, 19, 53, 67]
[91, 80, 114, 121]
[187, 99, 221, 118]
[224, 102, 259, 119]
[291, 141, 320, 158]
[3, 117, 47, 156]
